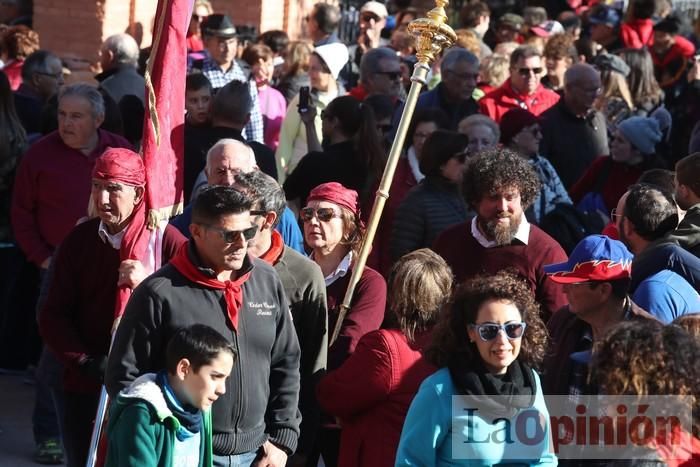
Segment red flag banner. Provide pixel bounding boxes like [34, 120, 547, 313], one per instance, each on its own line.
[113, 0, 189, 321]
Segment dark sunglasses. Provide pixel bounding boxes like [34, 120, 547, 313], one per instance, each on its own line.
[374, 71, 401, 81]
[300, 207, 341, 222]
[518, 67, 543, 76]
[203, 225, 258, 243]
[471, 322, 527, 341]
[361, 13, 381, 22]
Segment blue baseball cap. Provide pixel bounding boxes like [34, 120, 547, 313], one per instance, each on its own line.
[544, 235, 633, 284]
[588, 6, 621, 28]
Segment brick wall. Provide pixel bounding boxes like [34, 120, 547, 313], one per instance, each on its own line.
[33, 0, 327, 80]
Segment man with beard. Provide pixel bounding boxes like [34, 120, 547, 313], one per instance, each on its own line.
[433, 148, 567, 321]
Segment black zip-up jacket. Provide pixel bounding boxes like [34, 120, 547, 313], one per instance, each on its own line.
[105, 245, 301, 455]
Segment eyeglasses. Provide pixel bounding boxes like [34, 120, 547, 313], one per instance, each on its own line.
[470, 322, 527, 342]
[361, 13, 381, 22]
[300, 207, 341, 222]
[374, 71, 401, 81]
[517, 67, 543, 76]
[610, 208, 623, 223]
[446, 70, 479, 81]
[36, 71, 63, 80]
[202, 225, 258, 243]
[377, 123, 392, 133]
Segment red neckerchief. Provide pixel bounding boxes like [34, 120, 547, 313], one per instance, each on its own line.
[258, 230, 285, 265]
[170, 242, 251, 331]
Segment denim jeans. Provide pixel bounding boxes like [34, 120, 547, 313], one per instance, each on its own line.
[212, 449, 260, 467]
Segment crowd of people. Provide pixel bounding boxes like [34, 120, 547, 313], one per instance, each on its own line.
[1, 0, 699, 466]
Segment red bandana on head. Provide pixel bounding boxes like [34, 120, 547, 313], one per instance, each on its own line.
[307, 182, 361, 217]
[92, 147, 146, 187]
[93, 147, 150, 321]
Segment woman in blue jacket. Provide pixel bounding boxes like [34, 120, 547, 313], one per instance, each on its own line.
[395, 272, 557, 466]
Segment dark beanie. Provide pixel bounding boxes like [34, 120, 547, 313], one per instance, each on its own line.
[500, 108, 539, 145]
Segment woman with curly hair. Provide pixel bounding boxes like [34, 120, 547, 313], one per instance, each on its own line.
[396, 272, 556, 466]
[302, 181, 386, 466]
[591, 320, 700, 466]
[318, 249, 452, 467]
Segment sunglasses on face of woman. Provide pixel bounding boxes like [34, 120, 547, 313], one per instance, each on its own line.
[470, 322, 527, 341]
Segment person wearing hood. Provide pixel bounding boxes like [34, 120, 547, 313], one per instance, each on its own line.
[275, 42, 348, 182]
[106, 324, 235, 467]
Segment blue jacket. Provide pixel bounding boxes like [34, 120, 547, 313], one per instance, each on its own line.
[170, 205, 305, 255]
[395, 367, 557, 466]
[632, 270, 700, 323]
[525, 156, 572, 225]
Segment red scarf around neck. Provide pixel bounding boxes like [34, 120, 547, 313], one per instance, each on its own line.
[170, 242, 251, 331]
[258, 230, 285, 265]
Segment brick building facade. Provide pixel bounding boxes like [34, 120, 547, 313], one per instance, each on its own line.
[33, 0, 319, 81]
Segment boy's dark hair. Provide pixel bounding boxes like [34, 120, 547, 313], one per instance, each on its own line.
[186, 73, 213, 93]
[629, 0, 656, 19]
[192, 185, 252, 225]
[419, 129, 468, 176]
[166, 324, 236, 373]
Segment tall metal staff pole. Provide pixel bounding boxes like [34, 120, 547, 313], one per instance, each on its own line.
[330, 0, 457, 346]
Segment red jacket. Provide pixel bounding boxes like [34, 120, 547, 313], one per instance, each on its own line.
[651, 36, 696, 88]
[620, 18, 654, 49]
[479, 79, 560, 123]
[317, 329, 435, 467]
[11, 130, 133, 266]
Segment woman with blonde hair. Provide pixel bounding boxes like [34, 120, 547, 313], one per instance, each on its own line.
[477, 53, 510, 95]
[318, 249, 452, 467]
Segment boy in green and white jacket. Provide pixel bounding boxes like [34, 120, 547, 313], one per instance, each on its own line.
[106, 324, 236, 467]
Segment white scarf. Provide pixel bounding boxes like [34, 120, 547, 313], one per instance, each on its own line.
[407, 146, 425, 183]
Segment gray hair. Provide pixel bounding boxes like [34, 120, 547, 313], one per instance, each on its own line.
[205, 138, 256, 171]
[59, 83, 105, 118]
[21, 50, 61, 82]
[211, 81, 252, 126]
[102, 33, 140, 67]
[440, 47, 479, 74]
[458, 114, 500, 141]
[360, 46, 399, 82]
[233, 170, 287, 228]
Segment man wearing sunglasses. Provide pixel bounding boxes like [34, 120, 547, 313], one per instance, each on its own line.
[349, 46, 402, 101]
[346, 1, 389, 90]
[479, 45, 560, 123]
[107, 185, 301, 467]
[542, 235, 656, 397]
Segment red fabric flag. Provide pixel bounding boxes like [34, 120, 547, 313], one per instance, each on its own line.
[113, 0, 188, 321]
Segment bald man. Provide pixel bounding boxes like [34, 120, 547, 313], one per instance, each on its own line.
[171, 138, 305, 253]
[539, 63, 609, 188]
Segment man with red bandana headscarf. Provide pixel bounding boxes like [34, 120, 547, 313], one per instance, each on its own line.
[38, 148, 185, 467]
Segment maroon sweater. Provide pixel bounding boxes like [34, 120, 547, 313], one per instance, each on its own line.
[325, 265, 387, 370]
[433, 222, 568, 321]
[11, 130, 132, 266]
[39, 218, 185, 393]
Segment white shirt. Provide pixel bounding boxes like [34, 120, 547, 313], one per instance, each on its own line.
[98, 221, 125, 250]
[312, 251, 353, 287]
[470, 216, 531, 248]
[97, 219, 169, 275]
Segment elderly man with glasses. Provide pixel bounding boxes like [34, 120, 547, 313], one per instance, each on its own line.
[479, 45, 560, 123]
